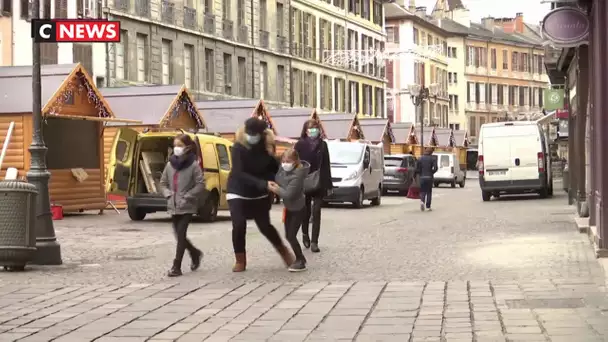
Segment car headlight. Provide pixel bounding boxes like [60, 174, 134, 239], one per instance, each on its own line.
[343, 170, 359, 181]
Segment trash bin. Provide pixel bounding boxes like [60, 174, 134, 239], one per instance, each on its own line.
[562, 164, 569, 193]
[0, 180, 38, 271]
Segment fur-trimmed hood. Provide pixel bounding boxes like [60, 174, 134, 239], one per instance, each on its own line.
[235, 126, 276, 155]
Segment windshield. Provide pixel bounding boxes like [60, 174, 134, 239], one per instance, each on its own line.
[439, 155, 450, 168]
[328, 143, 364, 165]
[384, 157, 404, 167]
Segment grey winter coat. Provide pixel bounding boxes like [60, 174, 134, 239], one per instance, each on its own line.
[275, 161, 310, 211]
[159, 161, 206, 215]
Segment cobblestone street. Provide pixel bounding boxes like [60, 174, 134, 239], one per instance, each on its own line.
[0, 185, 606, 341]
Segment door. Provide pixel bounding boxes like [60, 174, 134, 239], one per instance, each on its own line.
[215, 143, 231, 209]
[482, 137, 512, 182]
[362, 146, 373, 195]
[370, 147, 383, 191]
[106, 128, 138, 196]
[201, 142, 220, 200]
[508, 135, 540, 181]
[435, 154, 453, 179]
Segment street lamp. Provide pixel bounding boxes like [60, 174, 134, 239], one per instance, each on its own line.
[408, 82, 440, 149]
[28, 0, 62, 265]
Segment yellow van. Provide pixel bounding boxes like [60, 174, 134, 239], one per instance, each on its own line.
[106, 128, 233, 222]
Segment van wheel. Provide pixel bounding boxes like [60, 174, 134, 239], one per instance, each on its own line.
[539, 187, 549, 199]
[548, 183, 554, 197]
[127, 207, 146, 221]
[370, 186, 382, 206]
[352, 187, 364, 208]
[459, 179, 466, 188]
[199, 192, 219, 222]
[482, 191, 491, 202]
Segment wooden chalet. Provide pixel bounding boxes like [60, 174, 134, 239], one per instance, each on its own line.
[269, 108, 321, 139]
[318, 113, 364, 140]
[0, 63, 138, 212]
[358, 118, 395, 153]
[390, 122, 415, 154]
[101, 85, 205, 167]
[196, 99, 277, 141]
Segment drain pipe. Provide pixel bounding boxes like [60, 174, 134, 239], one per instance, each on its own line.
[288, 2, 294, 107]
[250, 0, 255, 99]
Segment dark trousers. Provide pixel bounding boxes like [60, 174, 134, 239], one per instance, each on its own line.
[302, 193, 322, 243]
[419, 177, 433, 208]
[172, 214, 198, 266]
[285, 208, 305, 262]
[229, 198, 283, 253]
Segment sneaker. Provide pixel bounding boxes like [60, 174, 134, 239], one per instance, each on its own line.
[311, 243, 321, 253]
[288, 260, 307, 272]
[420, 203, 425, 211]
[167, 267, 182, 277]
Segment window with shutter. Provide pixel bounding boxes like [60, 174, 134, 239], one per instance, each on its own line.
[277, 65, 285, 102]
[136, 34, 147, 83]
[161, 39, 171, 84]
[184, 45, 194, 89]
[115, 30, 127, 80]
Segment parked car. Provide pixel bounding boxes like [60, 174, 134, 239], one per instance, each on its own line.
[433, 152, 466, 188]
[477, 121, 553, 201]
[106, 128, 233, 222]
[324, 140, 384, 208]
[382, 154, 416, 194]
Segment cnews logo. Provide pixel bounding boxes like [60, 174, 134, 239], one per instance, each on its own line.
[32, 19, 121, 43]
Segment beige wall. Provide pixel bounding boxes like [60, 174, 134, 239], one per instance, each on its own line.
[0, 18, 12, 66]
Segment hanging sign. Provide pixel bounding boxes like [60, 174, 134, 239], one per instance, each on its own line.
[544, 89, 565, 111]
[541, 6, 590, 47]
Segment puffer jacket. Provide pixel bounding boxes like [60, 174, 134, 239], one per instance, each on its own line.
[275, 161, 310, 211]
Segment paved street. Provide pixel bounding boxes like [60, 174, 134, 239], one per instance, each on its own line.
[0, 182, 606, 341]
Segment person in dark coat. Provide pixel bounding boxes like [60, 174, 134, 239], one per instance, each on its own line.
[159, 134, 205, 277]
[227, 118, 294, 272]
[415, 147, 438, 211]
[294, 119, 332, 253]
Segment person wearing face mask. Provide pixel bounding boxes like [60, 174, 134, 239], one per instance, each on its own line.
[159, 134, 205, 277]
[226, 118, 295, 272]
[294, 120, 332, 253]
[270, 149, 310, 272]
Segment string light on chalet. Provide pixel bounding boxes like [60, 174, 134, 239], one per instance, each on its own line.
[46, 71, 111, 118]
[387, 126, 396, 143]
[166, 93, 203, 127]
[449, 132, 456, 147]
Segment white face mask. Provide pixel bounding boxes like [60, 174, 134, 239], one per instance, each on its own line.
[173, 146, 185, 156]
[245, 134, 261, 145]
[282, 163, 294, 172]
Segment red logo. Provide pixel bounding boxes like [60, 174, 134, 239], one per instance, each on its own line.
[32, 19, 121, 43]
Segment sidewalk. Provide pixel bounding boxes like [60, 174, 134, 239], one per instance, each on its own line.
[0, 279, 606, 342]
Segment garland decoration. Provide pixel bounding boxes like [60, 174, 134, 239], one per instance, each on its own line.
[46, 70, 111, 118]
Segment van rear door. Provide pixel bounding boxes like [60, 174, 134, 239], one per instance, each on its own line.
[509, 135, 541, 181]
[482, 136, 512, 182]
[106, 128, 138, 196]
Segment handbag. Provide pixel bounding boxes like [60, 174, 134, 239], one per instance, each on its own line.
[304, 170, 320, 193]
[406, 186, 420, 199]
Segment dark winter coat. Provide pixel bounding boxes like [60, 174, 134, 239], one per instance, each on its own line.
[415, 154, 438, 179]
[294, 138, 332, 196]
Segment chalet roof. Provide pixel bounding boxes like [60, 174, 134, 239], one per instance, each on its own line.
[196, 99, 273, 134]
[0, 63, 113, 117]
[359, 118, 389, 142]
[433, 128, 453, 146]
[453, 130, 469, 146]
[268, 108, 314, 138]
[392, 123, 413, 143]
[101, 85, 203, 127]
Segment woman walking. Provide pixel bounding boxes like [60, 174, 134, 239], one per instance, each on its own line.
[159, 134, 205, 277]
[294, 120, 332, 253]
[270, 149, 310, 271]
[227, 118, 294, 272]
[415, 148, 438, 211]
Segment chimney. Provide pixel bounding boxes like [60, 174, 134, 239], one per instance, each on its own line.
[415, 6, 427, 17]
[515, 12, 524, 33]
[409, 0, 416, 12]
[481, 17, 495, 31]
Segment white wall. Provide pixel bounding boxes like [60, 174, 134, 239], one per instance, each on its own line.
[396, 20, 415, 124]
[447, 36, 466, 128]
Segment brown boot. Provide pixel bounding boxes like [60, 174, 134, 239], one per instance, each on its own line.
[232, 252, 246, 272]
[275, 245, 295, 267]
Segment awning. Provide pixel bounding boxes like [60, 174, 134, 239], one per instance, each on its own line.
[45, 113, 143, 124]
[536, 110, 557, 125]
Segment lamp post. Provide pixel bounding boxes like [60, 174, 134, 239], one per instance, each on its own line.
[28, 0, 62, 265]
[408, 82, 439, 149]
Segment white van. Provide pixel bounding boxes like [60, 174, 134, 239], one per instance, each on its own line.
[478, 121, 553, 201]
[324, 140, 384, 208]
[433, 152, 466, 188]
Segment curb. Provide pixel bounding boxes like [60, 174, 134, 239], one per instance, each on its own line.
[574, 216, 608, 285]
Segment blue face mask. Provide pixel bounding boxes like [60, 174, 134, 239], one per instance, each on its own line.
[245, 134, 261, 145]
[307, 128, 320, 138]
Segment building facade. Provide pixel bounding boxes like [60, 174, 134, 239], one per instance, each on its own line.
[385, 3, 453, 127]
[100, 0, 387, 117]
[431, 0, 550, 144]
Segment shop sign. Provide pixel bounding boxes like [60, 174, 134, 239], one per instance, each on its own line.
[544, 89, 565, 111]
[541, 7, 590, 48]
[557, 118, 569, 139]
[556, 108, 569, 119]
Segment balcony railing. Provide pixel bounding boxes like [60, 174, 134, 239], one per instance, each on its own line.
[238, 25, 248, 44]
[135, 0, 150, 18]
[259, 30, 269, 49]
[222, 20, 234, 40]
[204, 14, 215, 34]
[184, 6, 197, 29]
[114, 0, 129, 12]
[276, 36, 287, 54]
[161, 0, 174, 24]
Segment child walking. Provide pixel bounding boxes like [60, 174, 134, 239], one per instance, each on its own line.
[269, 149, 310, 272]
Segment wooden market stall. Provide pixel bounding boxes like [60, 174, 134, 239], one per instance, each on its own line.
[0, 63, 138, 212]
[101, 84, 205, 167]
[196, 99, 277, 141]
[318, 113, 364, 140]
[390, 122, 415, 154]
[358, 118, 395, 154]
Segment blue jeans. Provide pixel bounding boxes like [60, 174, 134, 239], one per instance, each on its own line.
[419, 177, 433, 209]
